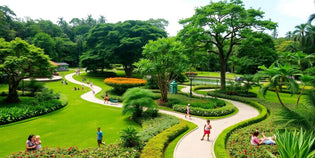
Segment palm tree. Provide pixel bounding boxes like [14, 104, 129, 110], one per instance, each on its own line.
[296, 75, 314, 107]
[292, 51, 315, 70]
[257, 63, 301, 108]
[293, 23, 308, 52]
[308, 13, 315, 23]
[122, 88, 158, 118]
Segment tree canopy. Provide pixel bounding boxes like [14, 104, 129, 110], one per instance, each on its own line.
[0, 38, 53, 103]
[136, 37, 188, 102]
[178, 0, 277, 89]
[82, 20, 167, 76]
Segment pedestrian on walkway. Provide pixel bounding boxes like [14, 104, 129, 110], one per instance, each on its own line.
[104, 91, 109, 104]
[185, 104, 191, 118]
[82, 84, 84, 91]
[201, 120, 212, 141]
[96, 127, 106, 147]
[65, 80, 68, 85]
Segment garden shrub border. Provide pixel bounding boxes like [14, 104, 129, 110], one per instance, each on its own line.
[0, 96, 68, 125]
[140, 119, 189, 158]
[173, 103, 236, 117]
[208, 92, 268, 158]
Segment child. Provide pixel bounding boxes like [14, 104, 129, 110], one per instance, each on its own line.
[184, 104, 191, 118]
[97, 127, 106, 147]
[35, 135, 42, 150]
[104, 91, 109, 104]
[201, 120, 212, 141]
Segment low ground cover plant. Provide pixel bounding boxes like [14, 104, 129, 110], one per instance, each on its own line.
[0, 88, 64, 125]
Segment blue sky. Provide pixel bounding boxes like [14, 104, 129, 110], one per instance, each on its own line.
[1, 0, 314, 37]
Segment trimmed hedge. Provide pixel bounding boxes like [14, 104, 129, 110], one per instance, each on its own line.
[140, 119, 189, 158]
[210, 92, 268, 158]
[173, 103, 236, 117]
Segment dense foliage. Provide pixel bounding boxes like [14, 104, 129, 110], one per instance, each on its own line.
[0, 99, 63, 125]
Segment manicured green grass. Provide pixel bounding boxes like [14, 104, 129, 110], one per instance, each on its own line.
[164, 121, 197, 157]
[197, 71, 242, 79]
[0, 72, 140, 157]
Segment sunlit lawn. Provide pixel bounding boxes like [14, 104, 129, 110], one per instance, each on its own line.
[197, 71, 242, 79]
[0, 71, 139, 157]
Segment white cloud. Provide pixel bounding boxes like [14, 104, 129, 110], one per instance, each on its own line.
[277, 0, 315, 20]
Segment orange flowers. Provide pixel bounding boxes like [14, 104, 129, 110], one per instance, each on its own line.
[104, 77, 146, 86]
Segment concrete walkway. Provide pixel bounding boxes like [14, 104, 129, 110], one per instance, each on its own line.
[65, 73, 259, 158]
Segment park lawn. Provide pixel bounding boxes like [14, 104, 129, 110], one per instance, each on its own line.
[197, 71, 242, 79]
[0, 73, 140, 157]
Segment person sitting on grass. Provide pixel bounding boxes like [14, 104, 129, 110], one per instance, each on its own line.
[251, 131, 276, 145]
[26, 135, 37, 151]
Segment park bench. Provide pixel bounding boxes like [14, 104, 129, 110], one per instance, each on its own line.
[109, 98, 118, 103]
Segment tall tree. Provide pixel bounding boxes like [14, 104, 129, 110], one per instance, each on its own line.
[33, 32, 56, 60]
[0, 5, 17, 40]
[0, 38, 53, 103]
[178, 0, 276, 89]
[293, 23, 308, 52]
[83, 20, 167, 76]
[136, 37, 189, 103]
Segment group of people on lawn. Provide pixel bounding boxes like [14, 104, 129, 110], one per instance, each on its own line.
[26, 135, 42, 151]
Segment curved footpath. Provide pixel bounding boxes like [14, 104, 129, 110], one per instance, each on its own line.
[65, 73, 259, 158]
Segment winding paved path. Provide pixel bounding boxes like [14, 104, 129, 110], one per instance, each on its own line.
[65, 73, 259, 158]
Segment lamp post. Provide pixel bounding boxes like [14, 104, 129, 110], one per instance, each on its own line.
[185, 72, 197, 97]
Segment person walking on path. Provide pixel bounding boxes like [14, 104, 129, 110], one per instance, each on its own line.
[184, 104, 191, 118]
[82, 84, 84, 91]
[97, 127, 106, 147]
[104, 91, 109, 104]
[201, 120, 212, 141]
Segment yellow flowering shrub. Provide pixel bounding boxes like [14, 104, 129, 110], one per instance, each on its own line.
[104, 77, 147, 94]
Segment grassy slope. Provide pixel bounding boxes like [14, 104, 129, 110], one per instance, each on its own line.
[0, 72, 139, 157]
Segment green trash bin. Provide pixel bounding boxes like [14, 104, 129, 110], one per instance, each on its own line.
[169, 81, 178, 94]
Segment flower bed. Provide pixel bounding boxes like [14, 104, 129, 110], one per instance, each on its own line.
[104, 77, 146, 94]
[8, 145, 139, 158]
[140, 119, 188, 158]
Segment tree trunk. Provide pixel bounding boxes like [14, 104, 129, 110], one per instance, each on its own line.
[296, 86, 305, 108]
[275, 86, 286, 108]
[159, 80, 169, 103]
[219, 60, 227, 90]
[5, 79, 20, 103]
[123, 64, 134, 78]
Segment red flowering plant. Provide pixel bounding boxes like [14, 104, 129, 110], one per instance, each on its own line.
[226, 123, 279, 157]
[8, 145, 139, 158]
[104, 77, 147, 94]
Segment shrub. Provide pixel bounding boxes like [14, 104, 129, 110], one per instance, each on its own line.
[35, 88, 60, 102]
[104, 77, 146, 94]
[18, 79, 45, 96]
[122, 88, 157, 119]
[140, 119, 188, 158]
[173, 102, 235, 117]
[120, 127, 141, 148]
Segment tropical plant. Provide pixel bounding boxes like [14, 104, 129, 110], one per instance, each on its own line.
[120, 127, 140, 148]
[296, 75, 314, 107]
[257, 63, 301, 108]
[122, 88, 157, 118]
[268, 129, 315, 158]
[241, 74, 258, 94]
